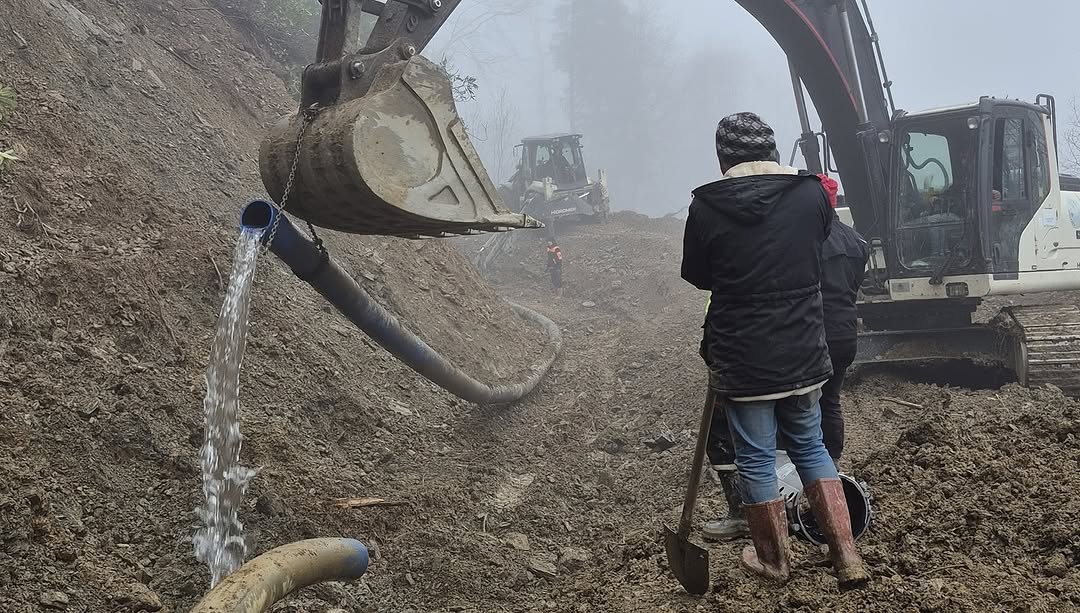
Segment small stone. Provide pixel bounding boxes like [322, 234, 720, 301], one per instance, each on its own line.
[77, 404, 100, 418]
[504, 532, 530, 551]
[642, 431, 678, 452]
[597, 470, 616, 488]
[255, 493, 286, 517]
[581, 301, 596, 308]
[1044, 552, 1070, 578]
[527, 556, 558, 579]
[40, 591, 69, 609]
[558, 546, 590, 572]
[145, 69, 167, 90]
[312, 581, 348, 605]
[113, 583, 162, 612]
[54, 546, 78, 562]
[387, 400, 413, 416]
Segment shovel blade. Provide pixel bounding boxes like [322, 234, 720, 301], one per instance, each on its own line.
[663, 526, 710, 595]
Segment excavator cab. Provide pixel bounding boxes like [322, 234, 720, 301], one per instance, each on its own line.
[258, 0, 541, 238]
[891, 109, 979, 277]
[739, 0, 1080, 393]
[884, 97, 1076, 297]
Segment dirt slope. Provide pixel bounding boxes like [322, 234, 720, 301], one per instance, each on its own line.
[0, 0, 540, 610]
[2, 1, 1080, 612]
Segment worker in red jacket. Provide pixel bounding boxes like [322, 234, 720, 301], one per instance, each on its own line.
[546, 238, 564, 297]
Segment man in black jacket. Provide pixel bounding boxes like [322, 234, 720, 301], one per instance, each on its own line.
[818, 181, 870, 469]
[682, 112, 868, 588]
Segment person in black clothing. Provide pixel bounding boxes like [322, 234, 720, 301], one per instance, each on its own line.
[682, 111, 867, 587]
[816, 175, 870, 468]
[704, 175, 869, 535]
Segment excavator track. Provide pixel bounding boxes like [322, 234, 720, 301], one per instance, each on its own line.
[1002, 304, 1080, 396]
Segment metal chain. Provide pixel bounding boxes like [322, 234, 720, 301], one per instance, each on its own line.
[263, 103, 324, 255]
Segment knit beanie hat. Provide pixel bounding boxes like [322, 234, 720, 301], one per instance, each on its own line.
[715, 112, 777, 166]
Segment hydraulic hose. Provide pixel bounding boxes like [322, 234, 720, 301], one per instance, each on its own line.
[190, 538, 369, 613]
[240, 200, 562, 406]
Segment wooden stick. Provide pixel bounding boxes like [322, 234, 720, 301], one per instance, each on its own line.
[330, 497, 404, 509]
[152, 39, 200, 72]
[207, 247, 223, 289]
[918, 563, 967, 578]
[156, 299, 184, 359]
[880, 397, 925, 411]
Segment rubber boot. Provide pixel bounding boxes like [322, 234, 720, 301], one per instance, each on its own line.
[739, 498, 791, 582]
[702, 468, 749, 541]
[804, 478, 870, 589]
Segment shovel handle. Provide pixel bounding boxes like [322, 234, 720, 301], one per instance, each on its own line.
[678, 387, 716, 539]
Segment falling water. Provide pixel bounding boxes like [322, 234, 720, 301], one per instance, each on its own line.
[193, 228, 261, 586]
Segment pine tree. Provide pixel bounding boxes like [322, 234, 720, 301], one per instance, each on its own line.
[551, 0, 675, 211]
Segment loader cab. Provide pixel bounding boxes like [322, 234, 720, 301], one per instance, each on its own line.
[518, 134, 589, 190]
[887, 99, 1057, 286]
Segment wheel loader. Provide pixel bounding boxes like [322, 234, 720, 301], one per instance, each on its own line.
[257, 0, 1080, 395]
[499, 134, 610, 226]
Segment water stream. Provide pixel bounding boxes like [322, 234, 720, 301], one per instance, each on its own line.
[193, 228, 261, 586]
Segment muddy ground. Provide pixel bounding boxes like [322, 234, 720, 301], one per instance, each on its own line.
[2, 1, 1079, 612]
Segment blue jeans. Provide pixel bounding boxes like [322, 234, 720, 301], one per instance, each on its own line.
[725, 389, 838, 504]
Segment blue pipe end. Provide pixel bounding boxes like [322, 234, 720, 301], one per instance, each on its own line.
[240, 199, 278, 236]
[339, 539, 370, 579]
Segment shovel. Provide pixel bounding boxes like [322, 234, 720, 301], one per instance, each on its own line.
[663, 387, 716, 595]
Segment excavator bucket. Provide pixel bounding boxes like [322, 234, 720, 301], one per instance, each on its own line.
[259, 55, 541, 238]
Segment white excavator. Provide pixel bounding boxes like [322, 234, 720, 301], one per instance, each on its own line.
[258, 0, 1080, 395]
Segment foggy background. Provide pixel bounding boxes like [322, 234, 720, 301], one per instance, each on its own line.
[423, 0, 1080, 217]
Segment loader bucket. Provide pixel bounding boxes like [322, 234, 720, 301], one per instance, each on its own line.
[259, 55, 541, 238]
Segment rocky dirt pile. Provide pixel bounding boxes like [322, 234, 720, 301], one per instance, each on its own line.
[476, 218, 1080, 612]
[848, 382, 1080, 612]
[0, 0, 543, 611]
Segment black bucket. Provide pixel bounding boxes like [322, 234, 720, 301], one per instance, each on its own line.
[775, 452, 873, 546]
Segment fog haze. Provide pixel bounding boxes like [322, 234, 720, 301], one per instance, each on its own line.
[427, 0, 1080, 216]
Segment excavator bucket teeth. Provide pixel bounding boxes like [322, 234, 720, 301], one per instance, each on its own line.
[260, 55, 542, 238]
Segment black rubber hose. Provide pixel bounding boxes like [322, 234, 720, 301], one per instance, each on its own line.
[241, 200, 561, 406]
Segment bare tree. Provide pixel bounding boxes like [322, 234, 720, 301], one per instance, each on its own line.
[1063, 98, 1080, 175]
[553, 0, 677, 212]
[487, 86, 519, 182]
[425, 0, 533, 70]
